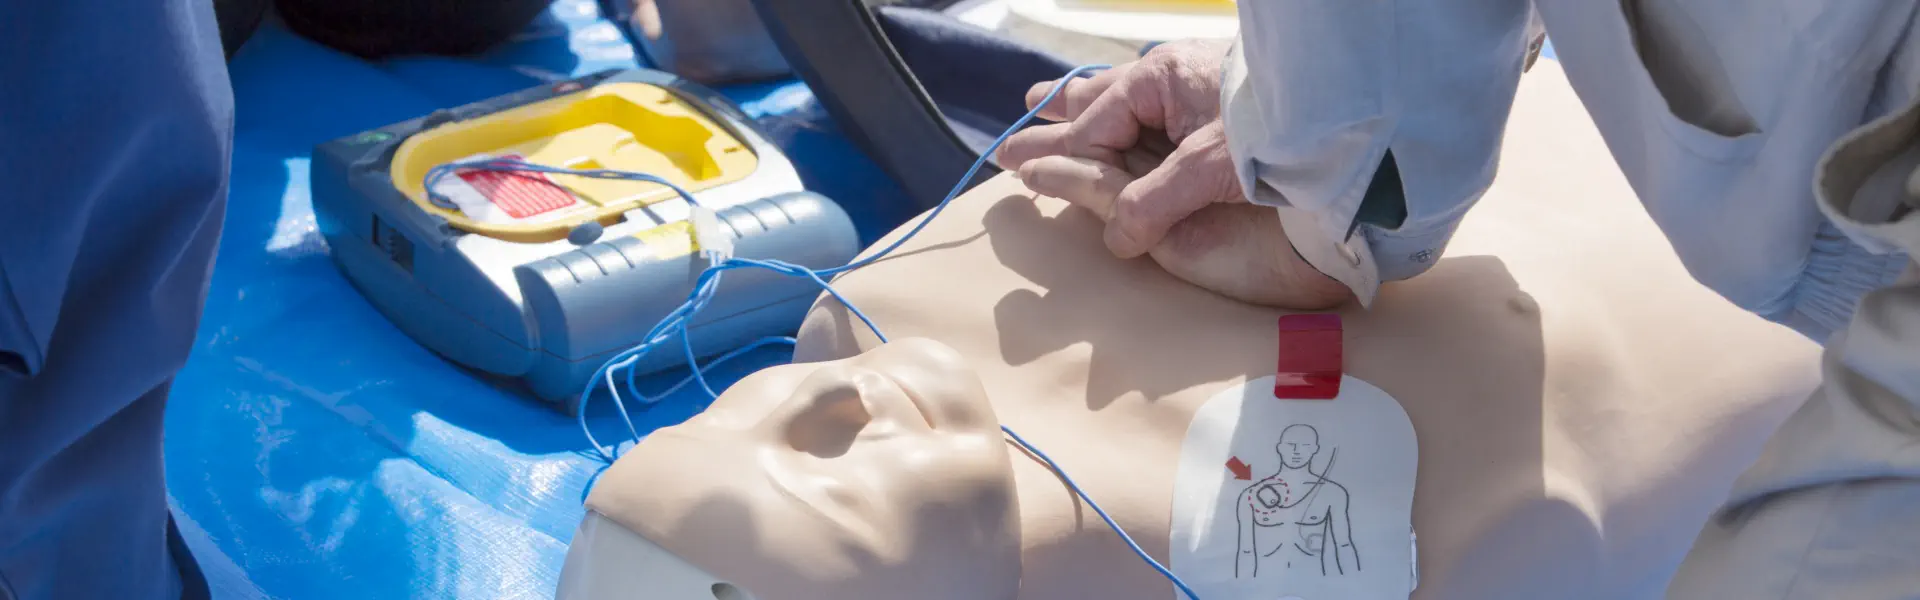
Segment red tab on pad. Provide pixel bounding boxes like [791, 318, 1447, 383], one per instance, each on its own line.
[1275, 314, 1343, 400]
[456, 154, 577, 219]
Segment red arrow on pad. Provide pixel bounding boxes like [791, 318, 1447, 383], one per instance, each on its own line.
[1226, 457, 1252, 480]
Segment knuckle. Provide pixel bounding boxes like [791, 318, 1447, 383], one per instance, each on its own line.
[1141, 51, 1180, 76]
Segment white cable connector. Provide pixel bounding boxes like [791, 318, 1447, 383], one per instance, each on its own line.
[688, 205, 734, 263]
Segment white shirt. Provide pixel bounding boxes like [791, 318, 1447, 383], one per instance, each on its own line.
[1222, 0, 1912, 340]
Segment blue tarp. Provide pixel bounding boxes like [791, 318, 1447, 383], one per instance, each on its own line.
[165, 4, 906, 597]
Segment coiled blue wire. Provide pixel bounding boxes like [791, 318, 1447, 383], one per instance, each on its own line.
[430, 64, 1201, 600]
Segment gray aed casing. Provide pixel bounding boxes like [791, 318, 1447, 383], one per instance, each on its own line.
[310, 69, 859, 413]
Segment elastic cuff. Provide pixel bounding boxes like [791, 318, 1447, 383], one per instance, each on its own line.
[1769, 219, 1910, 341]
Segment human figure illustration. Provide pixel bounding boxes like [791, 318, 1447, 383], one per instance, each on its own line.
[1234, 424, 1358, 577]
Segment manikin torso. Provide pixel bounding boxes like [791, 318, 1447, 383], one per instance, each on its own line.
[578, 62, 1821, 600]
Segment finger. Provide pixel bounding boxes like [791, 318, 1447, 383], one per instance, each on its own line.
[1105, 129, 1240, 258]
[1064, 63, 1173, 166]
[1018, 155, 1134, 219]
[1025, 63, 1133, 121]
[996, 122, 1075, 170]
[999, 124, 1173, 173]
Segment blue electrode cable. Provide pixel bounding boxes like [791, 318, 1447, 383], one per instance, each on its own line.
[427, 64, 1202, 600]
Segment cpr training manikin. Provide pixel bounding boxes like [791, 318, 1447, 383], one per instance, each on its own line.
[554, 62, 1824, 599]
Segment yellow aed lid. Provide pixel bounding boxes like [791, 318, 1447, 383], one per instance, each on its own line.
[388, 82, 759, 244]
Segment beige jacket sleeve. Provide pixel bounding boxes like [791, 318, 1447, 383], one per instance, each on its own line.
[1667, 50, 1920, 599]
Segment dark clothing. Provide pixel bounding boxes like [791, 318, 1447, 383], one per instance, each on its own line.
[0, 0, 233, 597]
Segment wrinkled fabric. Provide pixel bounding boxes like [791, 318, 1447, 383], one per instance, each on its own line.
[1223, 0, 1912, 337]
[1668, 26, 1920, 595]
[0, 0, 233, 598]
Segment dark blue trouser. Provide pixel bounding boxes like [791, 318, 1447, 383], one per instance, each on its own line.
[0, 1, 232, 598]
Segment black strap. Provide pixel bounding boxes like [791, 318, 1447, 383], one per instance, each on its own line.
[744, 0, 990, 211]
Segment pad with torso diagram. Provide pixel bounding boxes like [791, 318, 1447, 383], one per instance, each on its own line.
[1171, 375, 1417, 599]
[1238, 424, 1358, 577]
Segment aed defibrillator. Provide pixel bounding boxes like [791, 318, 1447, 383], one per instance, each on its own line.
[311, 69, 858, 411]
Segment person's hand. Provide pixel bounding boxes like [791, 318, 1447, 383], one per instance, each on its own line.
[997, 40, 1230, 258]
[1013, 154, 1353, 309]
[995, 41, 1352, 309]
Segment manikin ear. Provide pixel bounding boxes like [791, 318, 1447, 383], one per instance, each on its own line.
[756, 365, 932, 458]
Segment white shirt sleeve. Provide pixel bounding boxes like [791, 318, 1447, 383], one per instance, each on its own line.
[1221, 0, 1536, 305]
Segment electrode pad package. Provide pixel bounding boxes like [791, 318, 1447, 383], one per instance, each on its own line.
[1170, 374, 1419, 600]
[311, 69, 859, 410]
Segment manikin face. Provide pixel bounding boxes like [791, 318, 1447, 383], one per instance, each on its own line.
[581, 339, 1021, 600]
[1277, 425, 1319, 470]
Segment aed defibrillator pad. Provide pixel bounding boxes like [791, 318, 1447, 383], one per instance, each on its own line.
[429, 152, 587, 224]
[1170, 375, 1417, 599]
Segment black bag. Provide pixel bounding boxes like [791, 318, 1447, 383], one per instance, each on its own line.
[274, 0, 554, 59]
[213, 0, 268, 59]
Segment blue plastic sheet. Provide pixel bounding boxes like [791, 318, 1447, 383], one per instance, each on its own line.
[165, 4, 906, 597]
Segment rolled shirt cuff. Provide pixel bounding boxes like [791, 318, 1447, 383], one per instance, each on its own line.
[1222, 35, 1391, 305]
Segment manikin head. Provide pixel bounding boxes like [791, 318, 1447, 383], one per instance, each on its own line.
[1276, 424, 1320, 470]
[562, 338, 1021, 600]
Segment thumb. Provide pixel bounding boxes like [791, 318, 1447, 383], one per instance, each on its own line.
[1063, 66, 1168, 165]
[1104, 126, 1241, 258]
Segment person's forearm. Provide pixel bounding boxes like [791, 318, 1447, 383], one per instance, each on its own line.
[1223, 0, 1535, 305]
